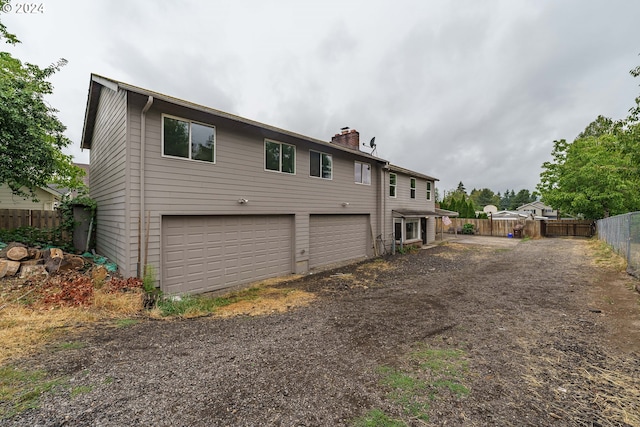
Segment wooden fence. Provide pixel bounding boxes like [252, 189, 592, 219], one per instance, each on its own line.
[0, 209, 63, 230]
[542, 220, 595, 237]
[435, 218, 542, 238]
[435, 218, 597, 238]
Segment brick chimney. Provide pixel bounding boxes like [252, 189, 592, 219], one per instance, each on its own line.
[331, 127, 360, 150]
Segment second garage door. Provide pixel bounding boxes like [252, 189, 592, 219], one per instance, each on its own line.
[309, 214, 369, 268]
[162, 215, 293, 294]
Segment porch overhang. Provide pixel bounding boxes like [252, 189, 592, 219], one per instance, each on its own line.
[392, 209, 439, 218]
[392, 209, 459, 218]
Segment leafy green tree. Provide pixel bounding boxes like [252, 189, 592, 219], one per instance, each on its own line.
[469, 188, 499, 208]
[0, 6, 84, 201]
[499, 190, 515, 210]
[538, 65, 640, 219]
[538, 133, 639, 219]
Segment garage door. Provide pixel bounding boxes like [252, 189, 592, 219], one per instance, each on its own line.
[162, 215, 293, 294]
[309, 214, 369, 268]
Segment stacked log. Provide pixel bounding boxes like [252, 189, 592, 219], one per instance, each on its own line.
[0, 242, 86, 279]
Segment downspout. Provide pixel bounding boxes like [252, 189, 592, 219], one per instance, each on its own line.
[382, 162, 390, 254]
[138, 95, 154, 278]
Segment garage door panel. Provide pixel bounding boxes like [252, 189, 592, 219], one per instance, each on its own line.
[309, 215, 368, 269]
[163, 215, 292, 294]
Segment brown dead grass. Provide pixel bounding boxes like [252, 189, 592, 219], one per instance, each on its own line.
[433, 242, 476, 260]
[0, 288, 144, 365]
[521, 349, 640, 427]
[214, 287, 316, 317]
[586, 238, 627, 272]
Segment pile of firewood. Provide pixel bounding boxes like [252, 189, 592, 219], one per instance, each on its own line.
[0, 243, 86, 280]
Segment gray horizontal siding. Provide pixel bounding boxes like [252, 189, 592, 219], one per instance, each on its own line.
[122, 94, 382, 286]
[90, 87, 129, 271]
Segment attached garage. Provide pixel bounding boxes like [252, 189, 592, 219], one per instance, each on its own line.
[162, 215, 293, 294]
[309, 214, 370, 269]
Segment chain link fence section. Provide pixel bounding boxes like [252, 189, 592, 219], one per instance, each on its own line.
[597, 212, 640, 277]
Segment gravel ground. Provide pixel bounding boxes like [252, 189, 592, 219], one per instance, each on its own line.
[4, 237, 640, 426]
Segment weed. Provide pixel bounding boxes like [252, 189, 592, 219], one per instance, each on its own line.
[103, 377, 114, 384]
[115, 318, 138, 328]
[142, 265, 157, 294]
[363, 344, 470, 425]
[56, 341, 85, 351]
[154, 286, 264, 318]
[0, 366, 64, 418]
[396, 245, 419, 255]
[70, 385, 92, 398]
[376, 366, 430, 421]
[351, 409, 406, 427]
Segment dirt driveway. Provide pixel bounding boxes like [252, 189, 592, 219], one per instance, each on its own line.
[5, 237, 640, 426]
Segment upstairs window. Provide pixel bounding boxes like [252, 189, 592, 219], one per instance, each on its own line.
[426, 181, 432, 200]
[163, 115, 215, 162]
[355, 161, 371, 185]
[265, 140, 295, 174]
[310, 150, 332, 179]
[410, 178, 416, 199]
[389, 173, 397, 197]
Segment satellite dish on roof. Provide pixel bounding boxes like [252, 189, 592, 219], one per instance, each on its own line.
[362, 137, 377, 155]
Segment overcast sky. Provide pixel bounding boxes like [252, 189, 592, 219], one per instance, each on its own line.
[3, 0, 639, 196]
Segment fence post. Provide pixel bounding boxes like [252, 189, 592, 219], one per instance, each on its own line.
[627, 213, 632, 266]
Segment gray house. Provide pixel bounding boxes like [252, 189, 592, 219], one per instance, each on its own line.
[81, 74, 439, 294]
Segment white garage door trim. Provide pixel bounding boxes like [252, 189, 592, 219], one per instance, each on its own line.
[309, 214, 369, 269]
[162, 215, 293, 294]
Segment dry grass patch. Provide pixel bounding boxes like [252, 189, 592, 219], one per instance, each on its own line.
[0, 282, 145, 365]
[433, 243, 476, 260]
[586, 239, 627, 272]
[214, 287, 316, 317]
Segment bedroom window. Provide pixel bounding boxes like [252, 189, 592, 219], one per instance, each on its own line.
[410, 178, 416, 199]
[389, 173, 397, 197]
[426, 181, 432, 200]
[310, 150, 332, 179]
[163, 115, 215, 163]
[355, 161, 371, 185]
[265, 140, 295, 174]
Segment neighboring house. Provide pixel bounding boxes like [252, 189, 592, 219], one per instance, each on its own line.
[80, 74, 440, 294]
[516, 201, 558, 219]
[491, 210, 542, 220]
[0, 185, 64, 210]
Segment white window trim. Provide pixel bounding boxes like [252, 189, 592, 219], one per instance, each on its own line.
[410, 177, 416, 199]
[355, 161, 371, 185]
[389, 173, 397, 198]
[426, 181, 432, 201]
[309, 150, 333, 180]
[405, 218, 420, 241]
[161, 114, 216, 164]
[394, 218, 422, 243]
[264, 139, 296, 175]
